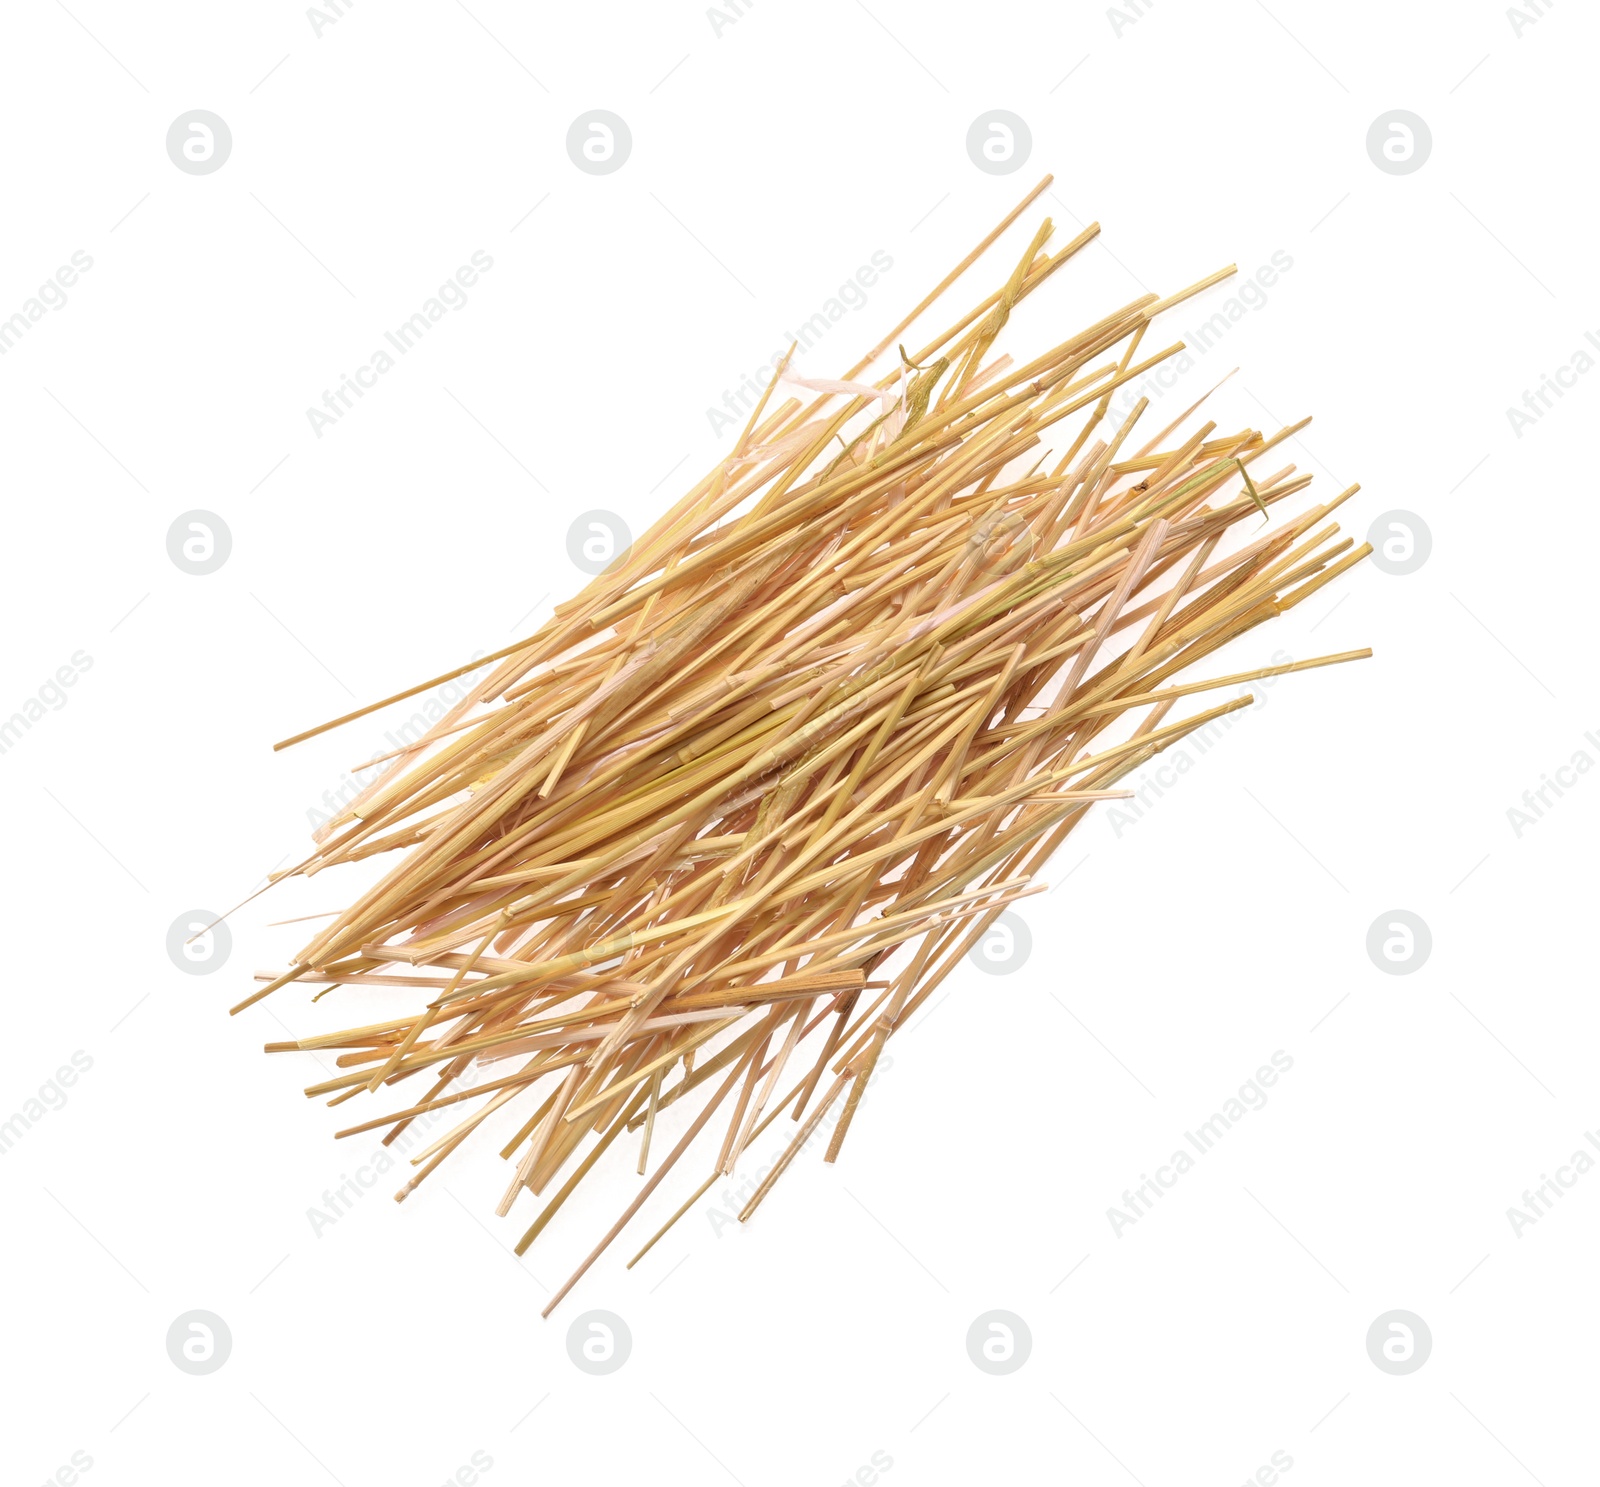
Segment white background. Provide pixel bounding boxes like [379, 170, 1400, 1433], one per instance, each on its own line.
[3, 1, 1595, 1483]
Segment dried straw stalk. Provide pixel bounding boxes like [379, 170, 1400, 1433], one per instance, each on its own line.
[241, 175, 1371, 1314]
